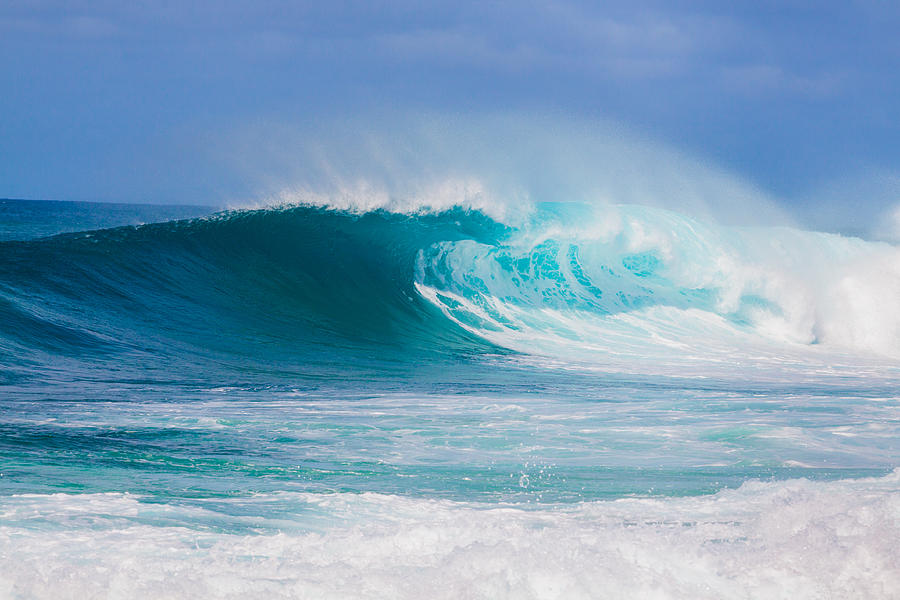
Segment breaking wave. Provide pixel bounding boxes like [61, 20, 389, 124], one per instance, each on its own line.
[1, 201, 898, 382]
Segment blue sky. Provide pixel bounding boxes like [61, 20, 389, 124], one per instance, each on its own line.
[2, 1, 900, 233]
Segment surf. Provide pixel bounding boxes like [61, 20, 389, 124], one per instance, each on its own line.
[2, 198, 899, 600]
[0, 201, 898, 386]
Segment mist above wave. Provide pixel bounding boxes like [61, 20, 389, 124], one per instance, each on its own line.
[217, 113, 791, 229]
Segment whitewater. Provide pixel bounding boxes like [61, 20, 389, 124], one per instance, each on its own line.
[1, 197, 899, 599]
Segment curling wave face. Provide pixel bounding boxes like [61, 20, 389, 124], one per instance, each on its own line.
[0, 206, 506, 386]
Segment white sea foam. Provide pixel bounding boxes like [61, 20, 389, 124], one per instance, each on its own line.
[1, 471, 898, 599]
[415, 203, 900, 371]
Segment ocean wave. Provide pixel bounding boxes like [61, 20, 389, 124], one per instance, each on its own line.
[1, 202, 898, 382]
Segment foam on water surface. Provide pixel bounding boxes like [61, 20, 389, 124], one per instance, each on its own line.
[2, 471, 898, 599]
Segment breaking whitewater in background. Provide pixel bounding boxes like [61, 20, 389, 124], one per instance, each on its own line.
[1, 119, 899, 598]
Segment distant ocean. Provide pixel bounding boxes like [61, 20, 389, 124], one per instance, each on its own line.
[1, 198, 898, 598]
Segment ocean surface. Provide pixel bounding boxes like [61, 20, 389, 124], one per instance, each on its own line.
[1, 198, 898, 598]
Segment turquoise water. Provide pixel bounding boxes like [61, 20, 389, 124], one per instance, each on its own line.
[1, 199, 899, 598]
